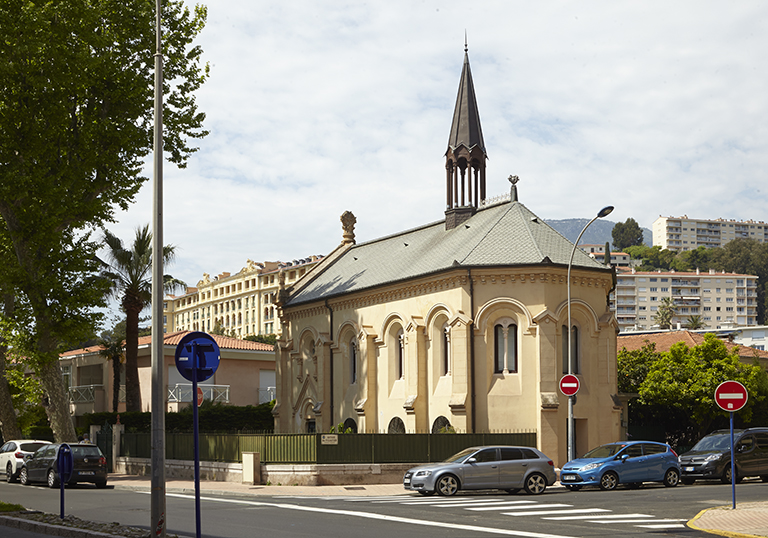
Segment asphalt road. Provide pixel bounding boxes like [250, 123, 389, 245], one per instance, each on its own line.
[2, 478, 766, 538]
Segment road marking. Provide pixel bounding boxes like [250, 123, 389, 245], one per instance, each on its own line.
[446, 501, 538, 509]
[592, 518, 675, 524]
[474, 504, 572, 512]
[158, 492, 578, 538]
[401, 498, 513, 506]
[543, 513, 652, 520]
[505, 509, 611, 517]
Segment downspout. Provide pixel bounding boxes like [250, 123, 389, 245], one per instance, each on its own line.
[325, 299, 334, 428]
[468, 269, 476, 433]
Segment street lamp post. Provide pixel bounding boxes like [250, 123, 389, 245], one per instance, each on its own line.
[566, 205, 614, 463]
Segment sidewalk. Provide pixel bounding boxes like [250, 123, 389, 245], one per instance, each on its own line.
[3, 474, 768, 537]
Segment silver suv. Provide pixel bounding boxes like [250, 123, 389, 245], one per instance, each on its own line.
[403, 445, 557, 496]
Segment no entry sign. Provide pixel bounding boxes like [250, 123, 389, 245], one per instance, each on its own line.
[715, 380, 748, 412]
[559, 374, 580, 396]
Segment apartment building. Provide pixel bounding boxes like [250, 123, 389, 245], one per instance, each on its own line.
[611, 268, 759, 332]
[653, 215, 768, 252]
[163, 256, 322, 337]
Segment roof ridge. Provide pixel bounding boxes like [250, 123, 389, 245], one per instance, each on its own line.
[457, 202, 517, 264]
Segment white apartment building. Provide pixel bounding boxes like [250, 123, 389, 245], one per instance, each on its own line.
[611, 268, 759, 332]
[163, 256, 322, 337]
[653, 215, 768, 252]
[579, 245, 637, 268]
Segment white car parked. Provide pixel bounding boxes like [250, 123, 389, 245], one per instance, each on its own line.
[0, 439, 51, 483]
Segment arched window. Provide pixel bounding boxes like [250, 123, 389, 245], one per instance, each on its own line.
[342, 418, 358, 433]
[388, 417, 406, 434]
[396, 329, 405, 379]
[562, 325, 580, 374]
[349, 338, 358, 384]
[494, 320, 518, 373]
[431, 416, 452, 433]
[441, 324, 451, 376]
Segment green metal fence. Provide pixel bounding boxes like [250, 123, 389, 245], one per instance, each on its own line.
[121, 431, 536, 464]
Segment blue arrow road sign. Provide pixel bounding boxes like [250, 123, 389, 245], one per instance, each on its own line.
[175, 332, 221, 383]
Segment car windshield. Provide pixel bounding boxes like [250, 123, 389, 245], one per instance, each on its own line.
[442, 448, 477, 463]
[691, 434, 732, 452]
[582, 444, 626, 458]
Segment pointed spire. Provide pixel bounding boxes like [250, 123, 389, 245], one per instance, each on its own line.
[445, 42, 487, 227]
[447, 42, 486, 154]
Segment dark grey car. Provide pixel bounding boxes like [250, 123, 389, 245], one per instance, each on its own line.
[403, 445, 557, 496]
[679, 428, 768, 484]
[20, 443, 108, 488]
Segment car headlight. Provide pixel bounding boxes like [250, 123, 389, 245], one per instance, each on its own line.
[415, 470, 432, 477]
[579, 462, 605, 472]
[704, 454, 721, 463]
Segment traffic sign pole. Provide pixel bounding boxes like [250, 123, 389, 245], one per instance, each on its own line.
[730, 411, 736, 509]
[714, 380, 748, 510]
[192, 342, 201, 538]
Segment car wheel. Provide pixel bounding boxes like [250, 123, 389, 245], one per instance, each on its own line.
[663, 468, 680, 487]
[6, 463, 16, 483]
[599, 471, 619, 491]
[565, 485, 581, 491]
[722, 467, 743, 484]
[524, 473, 547, 495]
[682, 478, 695, 485]
[436, 474, 459, 496]
[19, 467, 29, 486]
[47, 469, 60, 488]
[505, 488, 520, 495]
[95, 480, 108, 489]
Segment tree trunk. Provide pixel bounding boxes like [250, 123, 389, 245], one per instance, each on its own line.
[124, 307, 142, 412]
[112, 355, 121, 413]
[0, 292, 22, 440]
[37, 358, 77, 442]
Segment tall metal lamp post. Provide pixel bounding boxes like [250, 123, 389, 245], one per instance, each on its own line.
[566, 205, 614, 463]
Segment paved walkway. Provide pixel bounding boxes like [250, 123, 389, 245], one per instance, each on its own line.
[2, 474, 768, 537]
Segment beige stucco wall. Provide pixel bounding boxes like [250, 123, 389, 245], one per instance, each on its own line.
[276, 265, 620, 467]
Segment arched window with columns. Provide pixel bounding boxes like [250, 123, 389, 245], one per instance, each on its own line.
[493, 319, 518, 374]
[562, 325, 580, 374]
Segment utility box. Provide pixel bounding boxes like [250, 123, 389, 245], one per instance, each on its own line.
[242, 452, 261, 485]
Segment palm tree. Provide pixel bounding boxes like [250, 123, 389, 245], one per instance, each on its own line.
[653, 297, 676, 330]
[97, 331, 124, 413]
[102, 225, 186, 412]
[686, 315, 706, 330]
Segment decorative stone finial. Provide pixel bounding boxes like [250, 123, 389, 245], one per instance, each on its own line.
[508, 175, 519, 202]
[341, 211, 356, 245]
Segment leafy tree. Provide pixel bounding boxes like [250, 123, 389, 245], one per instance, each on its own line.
[685, 315, 705, 330]
[619, 336, 768, 448]
[0, 0, 208, 440]
[244, 334, 277, 346]
[612, 218, 644, 251]
[653, 297, 676, 329]
[103, 225, 186, 412]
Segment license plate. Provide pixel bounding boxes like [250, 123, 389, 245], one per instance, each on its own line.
[79, 471, 95, 476]
[684, 467, 694, 472]
[403, 478, 410, 485]
[561, 475, 576, 481]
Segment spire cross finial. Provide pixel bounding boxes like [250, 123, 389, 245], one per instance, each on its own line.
[464, 30, 468, 52]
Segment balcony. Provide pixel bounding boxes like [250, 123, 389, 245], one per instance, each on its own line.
[69, 384, 103, 403]
[168, 383, 230, 404]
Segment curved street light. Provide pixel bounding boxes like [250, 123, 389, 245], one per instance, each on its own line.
[567, 205, 614, 463]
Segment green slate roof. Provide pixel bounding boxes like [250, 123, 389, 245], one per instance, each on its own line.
[285, 200, 611, 306]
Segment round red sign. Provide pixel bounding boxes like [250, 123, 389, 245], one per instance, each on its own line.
[714, 380, 748, 412]
[197, 386, 204, 407]
[559, 374, 580, 396]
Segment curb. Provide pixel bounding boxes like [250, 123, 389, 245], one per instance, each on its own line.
[688, 507, 764, 538]
[0, 514, 122, 538]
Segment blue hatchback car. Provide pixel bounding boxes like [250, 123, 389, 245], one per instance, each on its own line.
[559, 441, 681, 491]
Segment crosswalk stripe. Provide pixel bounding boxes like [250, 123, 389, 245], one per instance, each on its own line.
[443, 501, 538, 509]
[504, 509, 611, 517]
[401, 498, 511, 505]
[472, 503, 572, 512]
[635, 524, 687, 529]
[543, 513, 651, 521]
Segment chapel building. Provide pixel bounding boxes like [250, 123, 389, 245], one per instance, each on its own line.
[273, 47, 621, 465]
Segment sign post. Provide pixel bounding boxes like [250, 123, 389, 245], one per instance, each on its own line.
[559, 374, 580, 461]
[57, 444, 73, 519]
[714, 380, 748, 510]
[175, 332, 221, 538]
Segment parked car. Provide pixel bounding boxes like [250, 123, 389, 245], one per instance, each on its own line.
[559, 441, 680, 491]
[679, 428, 768, 484]
[0, 440, 51, 483]
[19, 443, 108, 488]
[403, 445, 557, 496]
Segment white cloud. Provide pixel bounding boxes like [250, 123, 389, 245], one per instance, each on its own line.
[108, 0, 768, 294]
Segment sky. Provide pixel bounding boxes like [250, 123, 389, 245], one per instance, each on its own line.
[107, 0, 768, 295]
